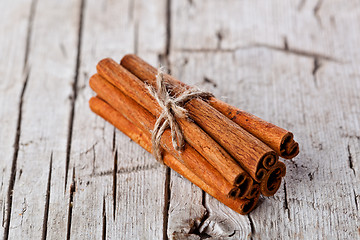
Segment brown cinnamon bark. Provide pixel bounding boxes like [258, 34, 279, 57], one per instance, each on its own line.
[120, 54, 299, 159]
[97, 58, 277, 182]
[89, 96, 259, 214]
[89, 74, 245, 198]
[208, 101, 299, 159]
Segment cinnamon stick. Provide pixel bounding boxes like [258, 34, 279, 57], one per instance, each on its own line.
[97, 58, 277, 182]
[89, 96, 259, 214]
[208, 101, 299, 159]
[259, 161, 286, 196]
[120, 54, 299, 159]
[89, 74, 245, 198]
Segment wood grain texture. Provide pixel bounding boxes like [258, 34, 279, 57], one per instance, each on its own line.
[0, 0, 33, 238]
[62, 0, 168, 239]
[169, 0, 360, 237]
[3, 0, 82, 239]
[0, 0, 359, 239]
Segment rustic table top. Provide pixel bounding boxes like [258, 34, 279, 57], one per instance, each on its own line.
[1, 0, 359, 239]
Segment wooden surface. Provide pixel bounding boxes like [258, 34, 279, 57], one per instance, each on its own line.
[0, 0, 359, 239]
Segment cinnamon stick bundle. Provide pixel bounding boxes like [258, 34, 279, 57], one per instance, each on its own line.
[89, 97, 260, 215]
[89, 74, 248, 198]
[92, 67, 252, 188]
[97, 58, 277, 183]
[120, 54, 299, 159]
[88, 54, 295, 215]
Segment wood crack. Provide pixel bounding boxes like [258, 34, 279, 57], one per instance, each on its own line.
[163, 3, 172, 238]
[283, 181, 291, 219]
[112, 150, 117, 220]
[3, 71, 29, 240]
[23, 0, 38, 68]
[112, 128, 116, 151]
[283, 37, 289, 51]
[2, 203, 5, 228]
[347, 144, 355, 175]
[165, 0, 171, 60]
[175, 47, 234, 53]
[312, 57, 321, 88]
[65, 0, 85, 190]
[3, 0, 37, 233]
[102, 196, 106, 240]
[175, 44, 339, 63]
[92, 145, 96, 176]
[297, 0, 306, 12]
[313, 0, 323, 27]
[203, 77, 217, 88]
[66, 168, 76, 240]
[128, 0, 135, 23]
[162, 167, 171, 240]
[353, 189, 358, 211]
[216, 30, 223, 49]
[79, 141, 98, 156]
[247, 214, 255, 240]
[188, 191, 211, 239]
[157, 0, 172, 70]
[134, 21, 139, 55]
[253, 43, 338, 62]
[41, 153, 53, 240]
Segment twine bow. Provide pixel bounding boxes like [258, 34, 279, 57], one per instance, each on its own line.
[147, 67, 214, 163]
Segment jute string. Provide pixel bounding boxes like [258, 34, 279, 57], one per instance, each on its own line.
[147, 67, 214, 163]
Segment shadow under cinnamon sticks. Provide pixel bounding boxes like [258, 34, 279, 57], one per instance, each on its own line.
[89, 96, 260, 215]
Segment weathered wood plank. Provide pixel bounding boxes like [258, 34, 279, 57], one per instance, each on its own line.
[5, 0, 82, 239]
[0, 0, 359, 239]
[169, 0, 360, 239]
[110, 0, 169, 238]
[171, 0, 360, 62]
[169, 36, 360, 240]
[60, 0, 168, 239]
[167, 171, 205, 240]
[0, 0, 33, 238]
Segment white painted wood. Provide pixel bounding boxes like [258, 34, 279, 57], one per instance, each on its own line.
[171, 0, 360, 62]
[110, 0, 169, 237]
[0, 0, 33, 238]
[0, 0, 359, 239]
[5, 0, 81, 239]
[167, 171, 205, 240]
[65, 0, 168, 239]
[170, 0, 360, 238]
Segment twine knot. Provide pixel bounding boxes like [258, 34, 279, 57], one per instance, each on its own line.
[147, 67, 214, 163]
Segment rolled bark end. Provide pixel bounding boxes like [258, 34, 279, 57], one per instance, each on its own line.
[280, 133, 299, 159]
[235, 173, 245, 185]
[229, 188, 240, 199]
[260, 161, 286, 196]
[237, 176, 252, 199]
[241, 200, 257, 215]
[255, 168, 267, 182]
[247, 183, 260, 199]
[241, 190, 260, 215]
[261, 152, 278, 170]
